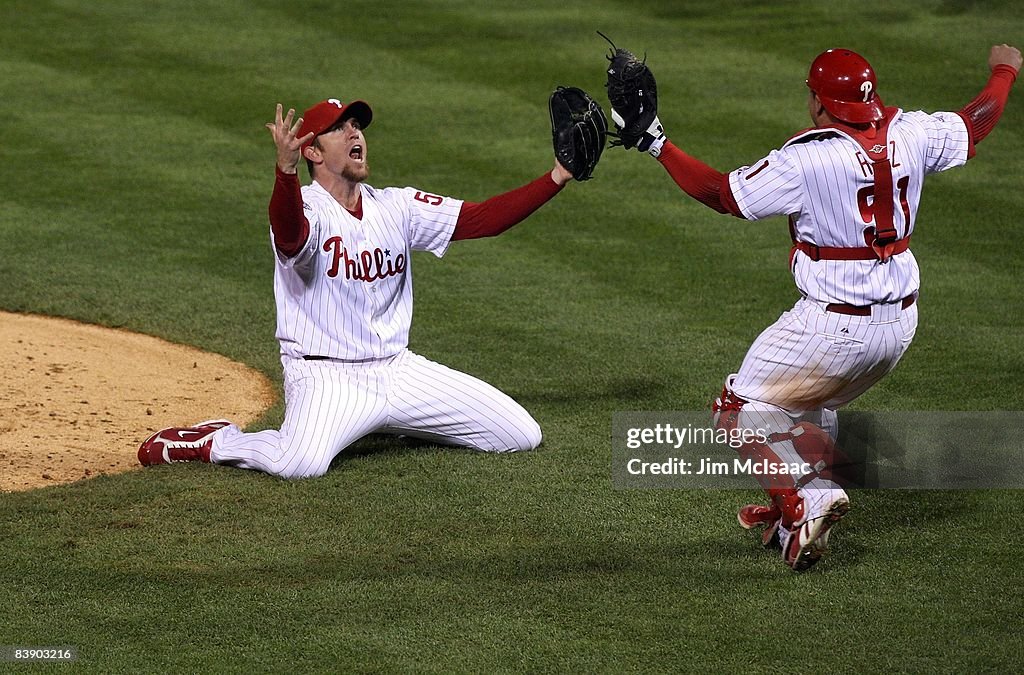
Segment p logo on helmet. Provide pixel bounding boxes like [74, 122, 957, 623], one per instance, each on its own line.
[860, 80, 873, 102]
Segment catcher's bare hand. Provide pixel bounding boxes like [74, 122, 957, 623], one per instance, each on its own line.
[989, 44, 1022, 73]
[266, 103, 315, 174]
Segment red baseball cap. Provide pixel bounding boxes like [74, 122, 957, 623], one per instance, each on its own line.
[806, 49, 885, 124]
[299, 98, 373, 152]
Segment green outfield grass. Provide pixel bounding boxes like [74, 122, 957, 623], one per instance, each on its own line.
[2, 0, 1023, 671]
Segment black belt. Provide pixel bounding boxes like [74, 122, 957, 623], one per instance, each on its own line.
[825, 293, 916, 316]
[302, 354, 388, 363]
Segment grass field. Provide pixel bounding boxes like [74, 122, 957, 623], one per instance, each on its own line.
[2, 0, 1024, 671]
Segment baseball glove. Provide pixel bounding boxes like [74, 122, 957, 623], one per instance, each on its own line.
[548, 86, 608, 181]
[600, 32, 663, 152]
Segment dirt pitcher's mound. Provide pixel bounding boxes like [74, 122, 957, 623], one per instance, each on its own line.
[0, 312, 276, 492]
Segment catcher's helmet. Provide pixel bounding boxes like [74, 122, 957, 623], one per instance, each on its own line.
[806, 49, 885, 124]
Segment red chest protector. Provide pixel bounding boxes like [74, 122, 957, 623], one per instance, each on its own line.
[788, 109, 908, 264]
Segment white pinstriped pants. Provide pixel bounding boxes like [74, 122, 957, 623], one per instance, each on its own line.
[209, 349, 542, 479]
[732, 296, 918, 413]
[732, 296, 917, 470]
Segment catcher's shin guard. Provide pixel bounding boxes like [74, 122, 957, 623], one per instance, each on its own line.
[734, 440, 807, 528]
[713, 377, 803, 526]
[766, 422, 853, 488]
[712, 376, 851, 486]
[733, 435, 850, 530]
[713, 376, 853, 527]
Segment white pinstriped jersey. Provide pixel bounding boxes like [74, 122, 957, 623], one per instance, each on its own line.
[728, 109, 971, 305]
[272, 182, 463, 360]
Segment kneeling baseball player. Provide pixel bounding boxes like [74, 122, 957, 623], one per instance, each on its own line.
[604, 40, 1020, 570]
[138, 89, 608, 479]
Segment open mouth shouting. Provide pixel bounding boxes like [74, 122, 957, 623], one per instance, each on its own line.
[349, 144, 364, 162]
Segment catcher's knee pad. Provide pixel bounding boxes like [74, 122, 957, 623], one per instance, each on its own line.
[712, 374, 746, 432]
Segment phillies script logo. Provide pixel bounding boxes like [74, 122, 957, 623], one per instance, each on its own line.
[323, 236, 407, 281]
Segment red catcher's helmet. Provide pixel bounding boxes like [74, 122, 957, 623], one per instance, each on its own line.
[806, 49, 885, 124]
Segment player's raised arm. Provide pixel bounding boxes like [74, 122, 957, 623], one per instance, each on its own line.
[265, 103, 314, 257]
[958, 44, 1021, 148]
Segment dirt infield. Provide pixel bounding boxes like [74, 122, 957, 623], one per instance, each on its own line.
[0, 312, 275, 492]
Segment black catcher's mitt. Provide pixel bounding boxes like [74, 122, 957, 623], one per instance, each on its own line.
[548, 86, 608, 181]
[601, 32, 659, 150]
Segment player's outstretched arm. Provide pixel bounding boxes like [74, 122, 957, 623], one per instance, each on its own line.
[959, 44, 1021, 147]
[451, 168, 568, 241]
[266, 103, 314, 257]
[448, 96, 591, 242]
[655, 142, 744, 217]
[599, 37, 741, 215]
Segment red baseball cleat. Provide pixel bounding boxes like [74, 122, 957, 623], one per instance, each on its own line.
[738, 503, 782, 529]
[738, 503, 784, 549]
[137, 419, 231, 467]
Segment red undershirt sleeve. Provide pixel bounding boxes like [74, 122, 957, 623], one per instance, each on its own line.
[656, 141, 744, 218]
[958, 64, 1018, 157]
[452, 172, 564, 241]
[269, 167, 310, 258]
